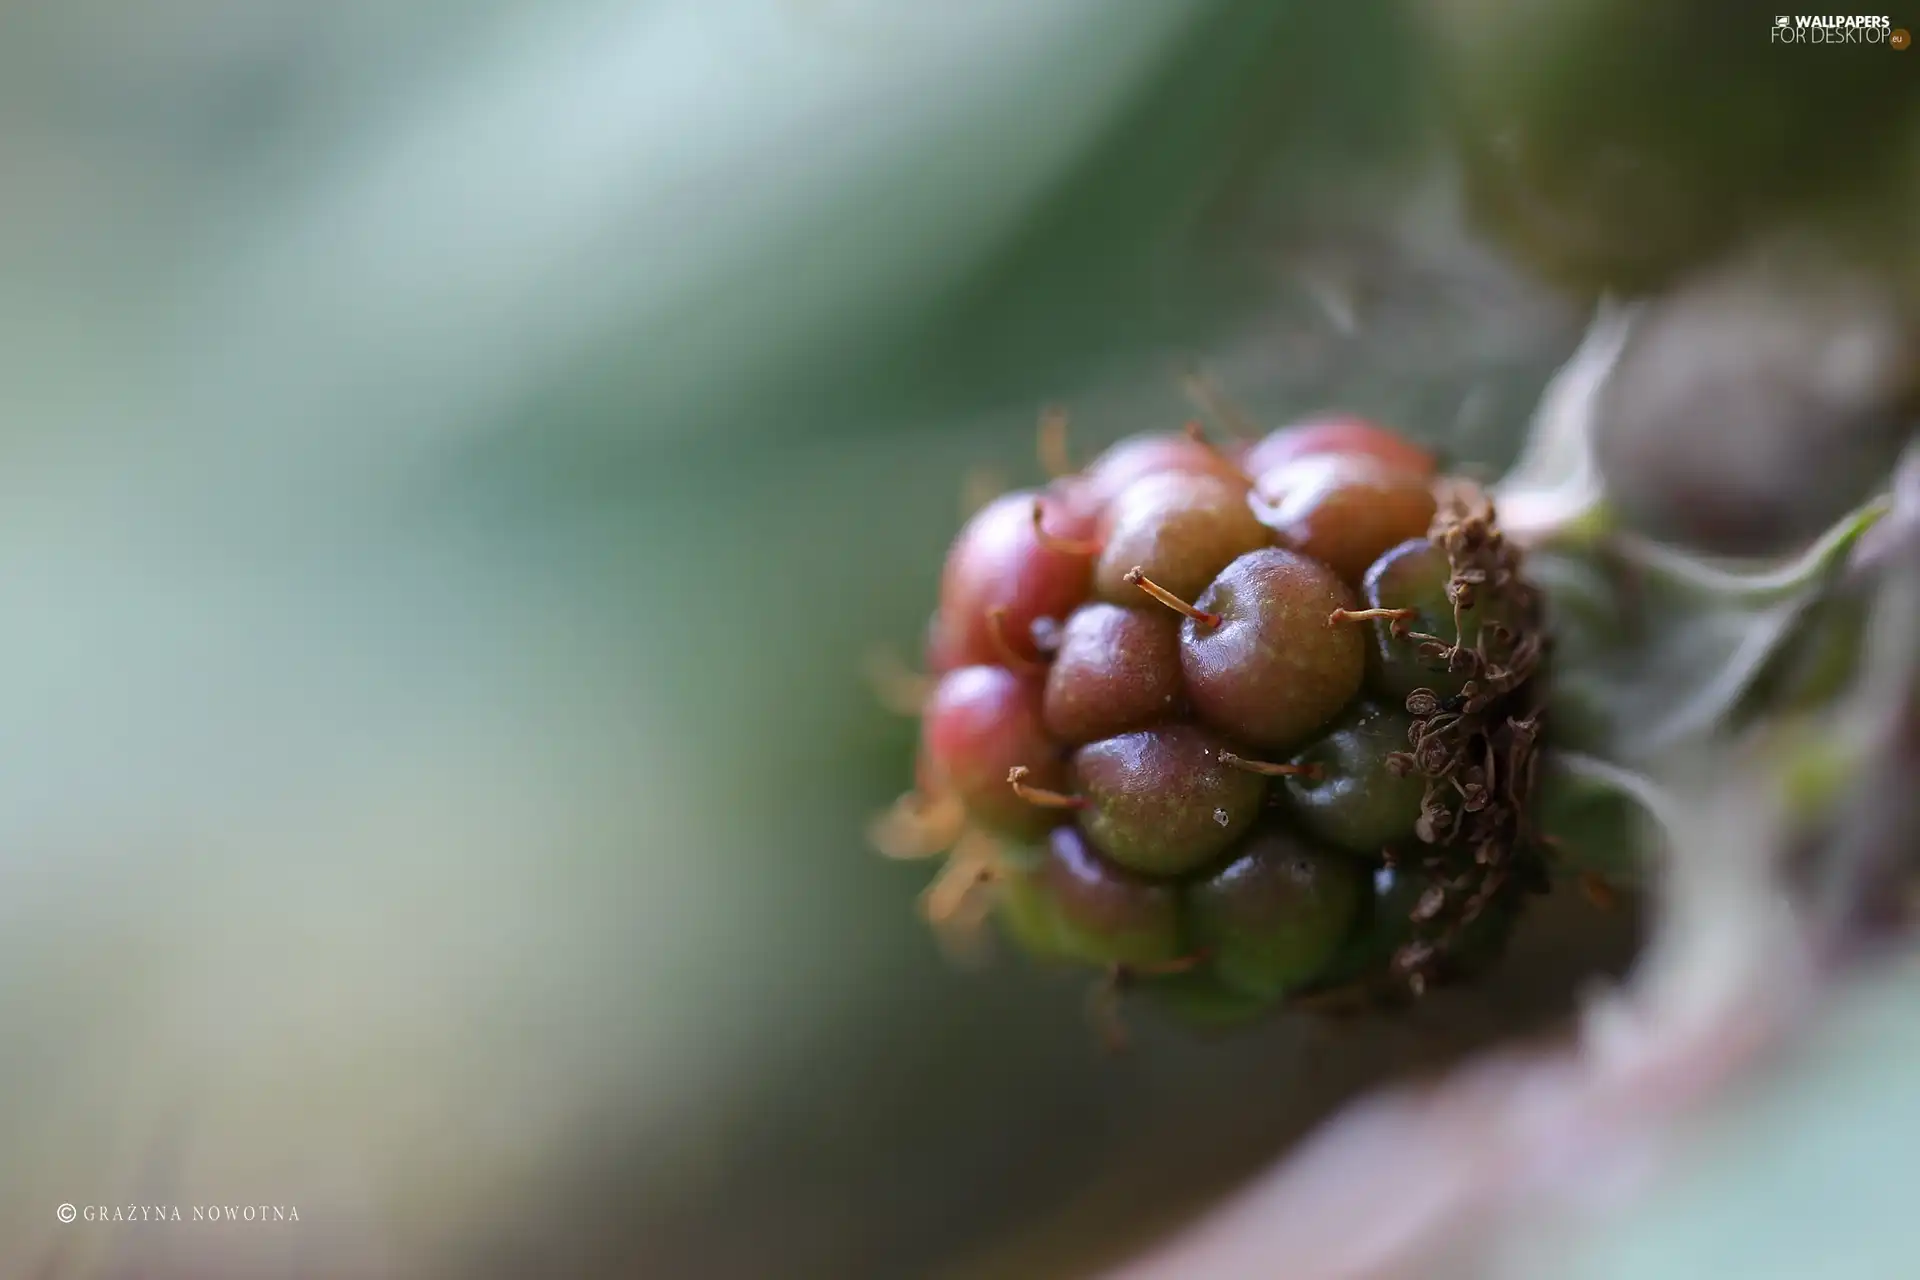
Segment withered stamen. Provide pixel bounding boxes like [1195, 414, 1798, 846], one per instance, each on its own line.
[1329, 607, 1418, 627]
[869, 788, 966, 860]
[1124, 567, 1222, 627]
[1219, 751, 1322, 779]
[1030, 498, 1101, 557]
[1008, 766, 1088, 811]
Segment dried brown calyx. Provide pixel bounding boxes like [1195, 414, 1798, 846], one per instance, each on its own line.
[1380, 479, 1551, 993]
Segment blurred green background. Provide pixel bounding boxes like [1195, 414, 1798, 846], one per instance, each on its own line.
[0, 1, 1911, 1275]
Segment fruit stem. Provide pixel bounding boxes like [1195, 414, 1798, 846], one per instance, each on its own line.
[1219, 751, 1322, 779]
[1124, 567, 1222, 627]
[1037, 406, 1073, 478]
[1329, 606, 1417, 627]
[1007, 766, 1088, 810]
[1030, 498, 1101, 557]
[986, 606, 1049, 674]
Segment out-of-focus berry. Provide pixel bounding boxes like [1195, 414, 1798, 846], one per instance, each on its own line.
[1035, 826, 1183, 968]
[1592, 250, 1917, 556]
[1187, 827, 1365, 1000]
[1083, 432, 1251, 508]
[1242, 415, 1437, 480]
[922, 666, 1066, 841]
[938, 488, 1095, 667]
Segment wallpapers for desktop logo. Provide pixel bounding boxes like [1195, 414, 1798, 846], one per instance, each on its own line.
[1771, 14, 1906, 44]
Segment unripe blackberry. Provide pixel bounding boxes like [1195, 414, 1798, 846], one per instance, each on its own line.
[883, 409, 1551, 1031]
[1174, 548, 1367, 750]
[1319, 864, 1520, 996]
[1093, 472, 1270, 604]
[1242, 415, 1438, 480]
[1252, 454, 1438, 585]
[1034, 825, 1184, 968]
[1187, 827, 1365, 1000]
[938, 487, 1095, 668]
[1084, 429, 1251, 508]
[1042, 603, 1184, 745]
[921, 666, 1066, 841]
[1279, 701, 1428, 855]
[1360, 538, 1502, 702]
[1069, 724, 1265, 876]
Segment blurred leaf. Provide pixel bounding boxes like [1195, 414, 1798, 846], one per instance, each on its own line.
[1422, 0, 1920, 296]
[1540, 497, 1888, 760]
[1557, 954, 1920, 1280]
[1493, 302, 1635, 544]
